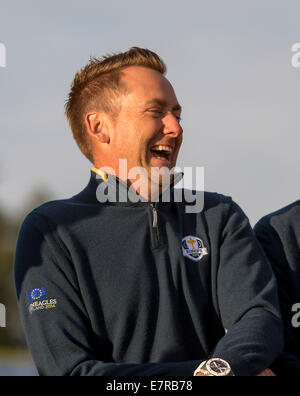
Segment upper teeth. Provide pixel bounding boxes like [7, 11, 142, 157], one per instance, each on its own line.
[152, 145, 173, 152]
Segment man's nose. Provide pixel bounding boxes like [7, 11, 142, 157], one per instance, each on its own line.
[162, 113, 183, 138]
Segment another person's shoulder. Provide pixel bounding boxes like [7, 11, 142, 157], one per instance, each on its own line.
[255, 200, 300, 235]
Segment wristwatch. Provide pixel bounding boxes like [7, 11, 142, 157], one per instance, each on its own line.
[194, 358, 235, 377]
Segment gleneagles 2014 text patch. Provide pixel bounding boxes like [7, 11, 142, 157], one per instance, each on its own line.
[182, 236, 208, 262]
[28, 287, 57, 314]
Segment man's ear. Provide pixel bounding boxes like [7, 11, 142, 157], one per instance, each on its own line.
[85, 112, 110, 144]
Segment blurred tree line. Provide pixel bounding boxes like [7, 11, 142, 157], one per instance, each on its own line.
[0, 189, 52, 350]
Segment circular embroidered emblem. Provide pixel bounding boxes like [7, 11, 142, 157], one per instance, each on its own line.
[182, 236, 208, 262]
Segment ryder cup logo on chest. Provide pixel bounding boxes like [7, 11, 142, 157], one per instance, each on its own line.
[182, 236, 208, 262]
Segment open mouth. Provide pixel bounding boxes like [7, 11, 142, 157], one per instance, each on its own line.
[150, 145, 173, 164]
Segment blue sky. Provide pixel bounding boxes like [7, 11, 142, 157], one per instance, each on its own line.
[0, 0, 299, 224]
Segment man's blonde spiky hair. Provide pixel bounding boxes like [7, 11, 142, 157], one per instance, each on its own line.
[65, 47, 167, 163]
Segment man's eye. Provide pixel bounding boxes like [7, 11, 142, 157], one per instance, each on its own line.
[149, 109, 164, 116]
[148, 109, 182, 121]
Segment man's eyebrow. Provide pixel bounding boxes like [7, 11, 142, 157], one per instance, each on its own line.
[145, 98, 182, 112]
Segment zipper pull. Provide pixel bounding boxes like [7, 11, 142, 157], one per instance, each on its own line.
[151, 204, 158, 228]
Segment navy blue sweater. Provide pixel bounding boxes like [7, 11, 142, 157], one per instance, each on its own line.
[255, 201, 300, 376]
[14, 170, 283, 376]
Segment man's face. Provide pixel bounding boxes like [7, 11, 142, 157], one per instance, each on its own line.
[109, 66, 183, 186]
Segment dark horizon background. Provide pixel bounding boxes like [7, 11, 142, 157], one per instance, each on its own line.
[0, 0, 299, 375]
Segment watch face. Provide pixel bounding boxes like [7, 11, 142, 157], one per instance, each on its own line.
[206, 358, 232, 376]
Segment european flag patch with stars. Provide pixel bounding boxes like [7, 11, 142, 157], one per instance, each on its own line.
[29, 287, 46, 302]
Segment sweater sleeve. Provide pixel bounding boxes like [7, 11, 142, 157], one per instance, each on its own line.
[14, 212, 201, 376]
[210, 200, 283, 376]
[254, 220, 300, 376]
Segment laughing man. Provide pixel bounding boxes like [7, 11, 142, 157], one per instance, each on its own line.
[15, 47, 283, 376]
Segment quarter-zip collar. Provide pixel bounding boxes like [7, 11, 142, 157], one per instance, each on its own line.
[74, 168, 184, 207]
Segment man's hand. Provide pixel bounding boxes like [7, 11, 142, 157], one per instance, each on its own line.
[257, 369, 276, 376]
